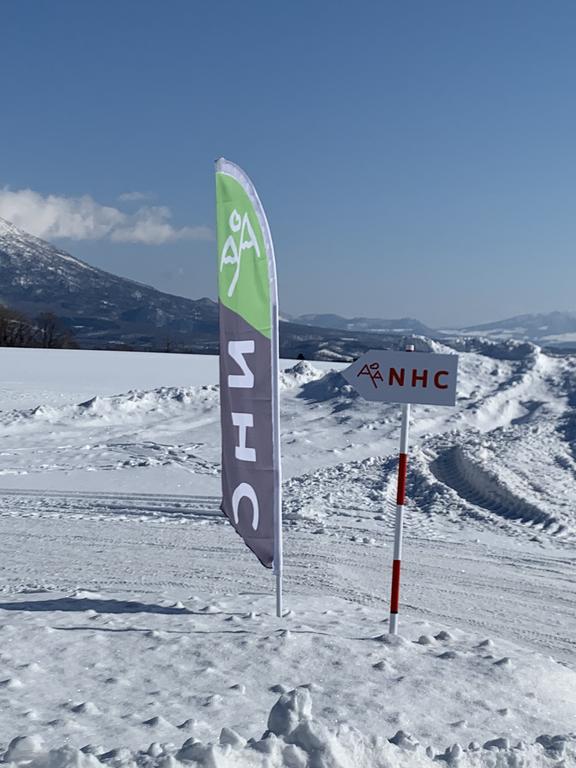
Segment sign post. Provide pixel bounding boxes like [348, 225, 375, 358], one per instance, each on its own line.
[390, 344, 413, 634]
[342, 345, 458, 634]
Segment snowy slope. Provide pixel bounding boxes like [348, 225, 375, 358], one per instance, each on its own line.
[292, 310, 576, 349]
[294, 313, 435, 335]
[447, 310, 576, 348]
[0, 217, 219, 349]
[0, 344, 575, 766]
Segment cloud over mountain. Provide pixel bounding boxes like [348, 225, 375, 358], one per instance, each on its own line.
[0, 186, 212, 245]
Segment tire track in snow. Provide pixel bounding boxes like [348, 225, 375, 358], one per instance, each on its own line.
[430, 446, 560, 530]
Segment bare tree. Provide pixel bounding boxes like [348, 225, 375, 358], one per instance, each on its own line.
[35, 312, 77, 349]
[0, 306, 78, 349]
[0, 306, 35, 347]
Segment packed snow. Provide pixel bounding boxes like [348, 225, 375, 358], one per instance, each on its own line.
[0, 343, 575, 766]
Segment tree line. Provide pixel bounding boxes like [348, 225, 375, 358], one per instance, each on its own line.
[0, 306, 77, 349]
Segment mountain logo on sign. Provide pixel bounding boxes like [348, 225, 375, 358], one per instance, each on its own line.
[358, 362, 384, 388]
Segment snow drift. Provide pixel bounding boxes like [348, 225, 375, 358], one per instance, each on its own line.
[3, 687, 574, 768]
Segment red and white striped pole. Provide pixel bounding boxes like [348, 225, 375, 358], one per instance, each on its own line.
[389, 343, 414, 635]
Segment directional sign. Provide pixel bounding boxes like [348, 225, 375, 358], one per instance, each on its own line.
[342, 350, 458, 406]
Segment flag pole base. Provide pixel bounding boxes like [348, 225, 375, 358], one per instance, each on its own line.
[275, 568, 283, 618]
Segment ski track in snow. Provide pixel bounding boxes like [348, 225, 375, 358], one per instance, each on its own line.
[2, 506, 574, 662]
[0, 490, 223, 523]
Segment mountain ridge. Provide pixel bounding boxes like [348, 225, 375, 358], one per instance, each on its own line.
[292, 312, 434, 335]
[0, 216, 220, 350]
[0, 218, 422, 359]
[451, 310, 576, 347]
[1, 217, 575, 354]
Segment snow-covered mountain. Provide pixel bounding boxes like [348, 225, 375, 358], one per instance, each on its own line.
[4, 217, 575, 355]
[449, 311, 576, 348]
[0, 218, 435, 358]
[295, 310, 576, 350]
[0, 217, 219, 350]
[294, 312, 435, 335]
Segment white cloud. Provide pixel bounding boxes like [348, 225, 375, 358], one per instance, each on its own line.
[111, 206, 212, 244]
[0, 187, 212, 245]
[117, 191, 156, 202]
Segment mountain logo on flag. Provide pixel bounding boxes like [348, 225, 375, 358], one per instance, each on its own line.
[219, 208, 261, 298]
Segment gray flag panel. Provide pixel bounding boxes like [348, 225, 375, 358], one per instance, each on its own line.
[219, 302, 276, 568]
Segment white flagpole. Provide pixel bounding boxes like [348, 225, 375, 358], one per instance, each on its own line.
[274, 513, 283, 618]
[272, 301, 283, 618]
[268, 231, 283, 619]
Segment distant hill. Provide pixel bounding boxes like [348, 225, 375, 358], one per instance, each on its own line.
[294, 313, 434, 335]
[452, 312, 576, 349]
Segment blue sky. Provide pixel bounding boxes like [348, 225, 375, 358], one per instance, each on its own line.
[1, 0, 575, 327]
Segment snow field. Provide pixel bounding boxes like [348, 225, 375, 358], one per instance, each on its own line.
[0, 343, 575, 765]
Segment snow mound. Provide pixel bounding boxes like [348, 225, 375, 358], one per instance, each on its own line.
[280, 361, 325, 390]
[420, 419, 576, 535]
[430, 443, 558, 529]
[5, 688, 575, 767]
[284, 455, 390, 524]
[298, 370, 358, 403]
[284, 424, 576, 537]
[444, 336, 541, 361]
[0, 386, 219, 430]
[424, 338, 460, 355]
